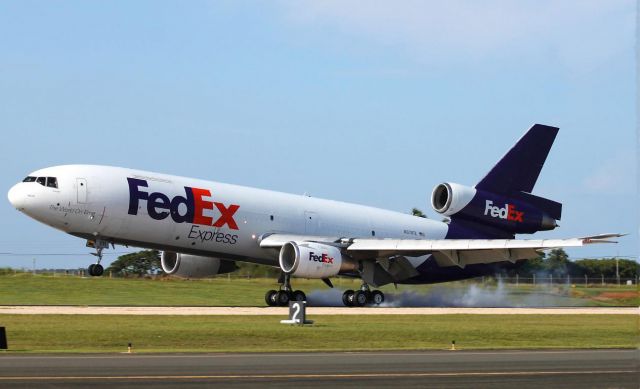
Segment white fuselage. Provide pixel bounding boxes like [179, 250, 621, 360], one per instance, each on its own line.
[8, 165, 449, 266]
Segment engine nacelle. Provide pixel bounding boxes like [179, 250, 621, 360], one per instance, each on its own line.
[279, 241, 358, 279]
[431, 182, 559, 233]
[161, 252, 237, 278]
[431, 182, 477, 216]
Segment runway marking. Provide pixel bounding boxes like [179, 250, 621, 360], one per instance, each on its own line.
[0, 370, 635, 381]
[0, 349, 635, 360]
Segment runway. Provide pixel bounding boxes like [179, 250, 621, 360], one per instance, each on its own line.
[0, 305, 637, 315]
[0, 349, 637, 388]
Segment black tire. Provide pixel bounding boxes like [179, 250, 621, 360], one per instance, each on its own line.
[93, 264, 104, 276]
[87, 264, 95, 276]
[265, 290, 278, 306]
[354, 290, 367, 307]
[371, 290, 384, 305]
[276, 291, 290, 306]
[342, 290, 354, 307]
[292, 290, 306, 302]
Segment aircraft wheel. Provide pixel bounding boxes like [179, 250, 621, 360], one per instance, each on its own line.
[276, 291, 290, 306]
[93, 264, 104, 276]
[291, 290, 306, 302]
[353, 290, 367, 307]
[265, 290, 278, 306]
[342, 290, 354, 307]
[87, 264, 104, 277]
[371, 290, 384, 305]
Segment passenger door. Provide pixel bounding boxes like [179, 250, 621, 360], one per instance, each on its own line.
[76, 178, 87, 204]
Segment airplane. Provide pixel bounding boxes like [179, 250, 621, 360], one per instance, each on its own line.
[7, 124, 621, 307]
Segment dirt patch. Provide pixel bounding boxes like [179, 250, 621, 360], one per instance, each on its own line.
[597, 292, 639, 299]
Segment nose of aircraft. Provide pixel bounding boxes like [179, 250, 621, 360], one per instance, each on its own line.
[7, 183, 27, 210]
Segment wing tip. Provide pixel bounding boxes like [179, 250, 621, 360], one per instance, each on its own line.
[581, 233, 626, 244]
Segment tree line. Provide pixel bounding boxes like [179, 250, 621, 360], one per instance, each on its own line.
[506, 249, 638, 279]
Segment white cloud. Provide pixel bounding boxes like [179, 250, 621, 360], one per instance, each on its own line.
[278, 0, 635, 72]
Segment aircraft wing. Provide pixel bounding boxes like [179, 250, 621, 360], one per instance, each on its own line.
[345, 234, 623, 268]
[259, 233, 623, 269]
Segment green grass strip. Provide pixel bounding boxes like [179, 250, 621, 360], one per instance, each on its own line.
[0, 274, 637, 306]
[0, 314, 636, 353]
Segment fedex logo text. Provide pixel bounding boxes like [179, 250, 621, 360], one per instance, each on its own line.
[309, 252, 334, 264]
[127, 178, 240, 230]
[484, 200, 524, 223]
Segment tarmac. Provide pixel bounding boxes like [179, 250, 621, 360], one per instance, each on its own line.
[0, 305, 637, 315]
[0, 306, 636, 387]
[0, 349, 636, 388]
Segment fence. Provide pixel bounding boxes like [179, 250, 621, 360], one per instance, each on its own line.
[484, 274, 637, 287]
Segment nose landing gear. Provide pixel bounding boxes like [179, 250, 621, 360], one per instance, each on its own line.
[87, 263, 104, 277]
[86, 239, 110, 277]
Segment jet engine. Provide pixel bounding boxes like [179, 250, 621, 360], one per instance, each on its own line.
[161, 252, 237, 278]
[279, 241, 358, 278]
[431, 182, 477, 216]
[431, 182, 559, 233]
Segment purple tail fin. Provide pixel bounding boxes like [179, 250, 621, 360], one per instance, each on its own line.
[445, 124, 562, 239]
[475, 124, 561, 220]
[476, 124, 558, 195]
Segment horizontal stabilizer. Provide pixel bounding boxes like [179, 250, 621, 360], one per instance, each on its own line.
[512, 191, 562, 221]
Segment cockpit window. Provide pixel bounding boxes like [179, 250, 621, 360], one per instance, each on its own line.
[22, 176, 58, 188]
[46, 177, 58, 188]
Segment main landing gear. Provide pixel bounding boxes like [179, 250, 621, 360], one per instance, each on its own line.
[265, 273, 306, 307]
[86, 239, 109, 277]
[342, 284, 384, 307]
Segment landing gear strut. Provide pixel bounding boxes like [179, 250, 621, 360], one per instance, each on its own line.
[265, 273, 307, 307]
[86, 239, 109, 277]
[342, 283, 384, 307]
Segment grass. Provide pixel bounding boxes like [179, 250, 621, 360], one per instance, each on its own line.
[0, 314, 636, 353]
[0, 273, 362, 306]
[0, 275, 635, 353]
[0, 273, 637, 306]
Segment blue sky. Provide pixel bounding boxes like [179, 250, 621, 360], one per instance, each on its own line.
[0, 1, 636, 269]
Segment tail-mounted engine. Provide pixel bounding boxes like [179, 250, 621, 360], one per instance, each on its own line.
[431, 182, 560, 234]
[279, 241, 358, 278]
